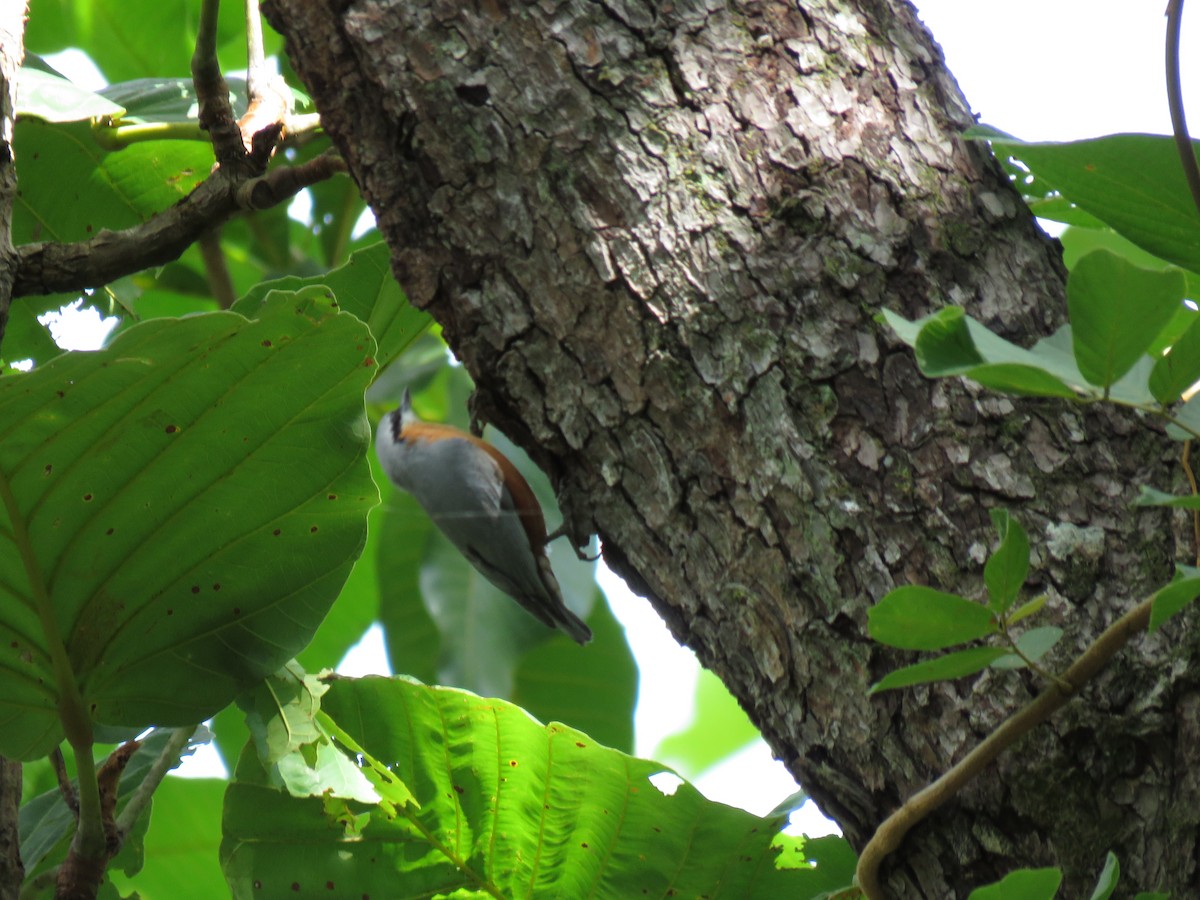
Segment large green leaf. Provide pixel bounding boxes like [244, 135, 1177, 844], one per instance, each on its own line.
[1067, 250, 1185, 388]
[233, 241, 430, 372]
[0, 290, 376, 759]
[979, 131, 1200, 276]
[13, 119, 212, 244]
[220, 676, 815, 899]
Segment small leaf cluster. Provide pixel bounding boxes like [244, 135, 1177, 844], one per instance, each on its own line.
[869, 511, 1059, 693]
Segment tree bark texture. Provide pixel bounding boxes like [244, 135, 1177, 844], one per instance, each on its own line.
[262, 0, 1199, 894]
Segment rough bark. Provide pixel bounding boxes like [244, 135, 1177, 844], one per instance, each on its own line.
[262, 0, 1197, 894]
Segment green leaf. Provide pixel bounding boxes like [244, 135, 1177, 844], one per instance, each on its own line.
[990, 627, 1064, 670]
[514, 594, 638, 754]
[882, 309, 1082, 398]
[983, 132, 1200, 275]
[1135, 485, 1200, 509]
[26, 0, 271, 87]
[869, 646, 1011, 694]
[233, 241, 430, 372]
[985, 509, 1029, 613]
[1167, 392, 1200, 441]
[221, 676, 810, 899]
[1089, 851, 1119, 900]
[968, 867, 1063, 900]
[962, 363, 1079, 399]
[20, 727, 203, 879]
[16, 67, 125, 122]
[1007, 594, 1047, 626]
[653, 668, 760, 774]
[1150, 314, 1200, 405]
[0, 291, 377, 759]
[109, 776, 228, 899]
[1149, 574, 1200, 631]
[868, 587, 998, 650]
[914, 306, 984, 372]
[13, 119, 212, 244]
[1067, 250, 1185, 388]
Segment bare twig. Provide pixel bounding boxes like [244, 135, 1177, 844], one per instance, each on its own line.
[1167, 0, 1200, 220]
[855, 598, 1153, 898]
[198, 231, 237, 308]
[191, 0, 247, 167]
[50, 746, 76, 814]
[245, 0, 268, 101]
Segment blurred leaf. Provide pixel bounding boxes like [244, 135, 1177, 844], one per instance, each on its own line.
[1007, 594, 1048, 626]
[20, 727, 203, 880]
[980, 132, 1200, 276]
[1089, 851, 1119, 900]
[1150, 314, 1200, 405]
[1135, 486, 1200, 509]
[2, 294, 68, 367]
[1149, 573, 1200, 631]
[776, 835, 858, 894]
[984, 509, 1029, 614]
[109, 776, 228, 899]
[1067, 250, 1185, 388]
[869, 646, 1010, 694]
[221, 676, 808, 899]
[990, 627, 1064, 670]
[868, 587, 997, 650]
[513, 594, 637, 753]
[233, 241, 430, 372]
[17, 66, 124, 121]
[880, 309, 1081, 398]
[654, 668, 759, 775]
[25, 0, 271, 86]
[0, 291, 376, 759]
[377, 487, 441, 682]
[968, 867, 1063, 900]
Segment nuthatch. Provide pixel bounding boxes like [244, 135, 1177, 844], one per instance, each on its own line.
[375, 390, 593, 645]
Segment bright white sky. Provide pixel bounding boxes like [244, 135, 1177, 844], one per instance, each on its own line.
[38, 1, 1197, 838]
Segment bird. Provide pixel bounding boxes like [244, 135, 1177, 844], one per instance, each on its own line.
[375, 389, 593, 645]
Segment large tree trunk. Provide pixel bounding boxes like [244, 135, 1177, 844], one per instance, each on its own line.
[262, 0, 1197, 894]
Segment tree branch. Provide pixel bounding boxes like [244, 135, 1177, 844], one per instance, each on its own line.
[12, 152, 344, 298]
[856, 598, 1154, 898]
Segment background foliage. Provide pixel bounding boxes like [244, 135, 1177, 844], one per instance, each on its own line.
[2, 1, 847, 898]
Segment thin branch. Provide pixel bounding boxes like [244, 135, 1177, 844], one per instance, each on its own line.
[1183, 441, 1200, 565]
[12, 151, 345, 298]
[855, 597, 1153, 899]
[192, 0, 246, 166]
[245, 0, 268, 101]
[1166, 0, 1200, 219]
[50, 746, 76, 814]
[115, 728, 196, 837]
[198, 230, 237, 308]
